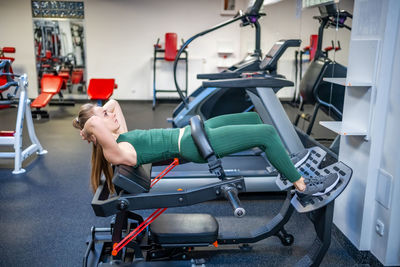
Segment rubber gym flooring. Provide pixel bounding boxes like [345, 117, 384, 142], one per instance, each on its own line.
[0, 101, 361, 267]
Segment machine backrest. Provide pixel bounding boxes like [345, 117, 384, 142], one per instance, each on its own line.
[112, 164, 151, 194]
[299, 58, 329, 105]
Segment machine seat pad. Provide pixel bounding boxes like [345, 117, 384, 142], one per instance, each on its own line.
[31, 93, 53, 108]
[150, 213, 218, 244]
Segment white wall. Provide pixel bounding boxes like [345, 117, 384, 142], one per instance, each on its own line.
[0, 0, 353, 101]
[0, 0, 37, 98]
[81, 0, 250, 100]
[0, 0, 247, 99]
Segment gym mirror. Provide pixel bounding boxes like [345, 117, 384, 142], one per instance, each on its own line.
[31, 1, 87, 100]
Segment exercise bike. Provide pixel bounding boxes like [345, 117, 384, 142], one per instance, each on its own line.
[83, 115, 352, 267]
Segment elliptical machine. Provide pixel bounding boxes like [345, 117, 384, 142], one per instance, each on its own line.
[169, 0, 266, 128]
[294, 4, 352, 138]
[171, 37, 301, 128]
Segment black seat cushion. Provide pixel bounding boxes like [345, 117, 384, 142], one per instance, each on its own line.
[299, 58, 328, 104]
[149, 213, 219, 244]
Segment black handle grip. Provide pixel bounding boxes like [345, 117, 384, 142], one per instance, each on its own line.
[189, 115, 214, 160]
[221, 185, 246, 218]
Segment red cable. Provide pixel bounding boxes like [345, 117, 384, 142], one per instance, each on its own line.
[111, 158, 180, 255]
[150, 164, 174, 187]
[112, 207, 167, 256]
[150, 158, 179, 187]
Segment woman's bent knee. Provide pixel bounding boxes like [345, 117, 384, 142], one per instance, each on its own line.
[262, 124, 279, 137]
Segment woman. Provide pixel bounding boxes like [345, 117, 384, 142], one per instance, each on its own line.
[73, 99, 338, 196]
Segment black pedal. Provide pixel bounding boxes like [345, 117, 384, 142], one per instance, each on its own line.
[275, 147, 324, 190]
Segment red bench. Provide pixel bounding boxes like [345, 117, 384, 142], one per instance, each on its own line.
[31, 74, 63, 119]
[87, 78, 117, 106]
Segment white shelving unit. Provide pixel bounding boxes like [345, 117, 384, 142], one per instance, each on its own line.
[319, 39, 380, 140]
[319, 121, 368, 136]
[323, 77, 373, 87]
[332, 2, 400, 266]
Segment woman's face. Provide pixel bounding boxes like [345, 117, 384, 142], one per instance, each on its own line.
[92, 106, 120, 133]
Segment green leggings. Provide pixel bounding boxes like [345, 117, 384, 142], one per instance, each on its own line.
[179, 112, 302, 182]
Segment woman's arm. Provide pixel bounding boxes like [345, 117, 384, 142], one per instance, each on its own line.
[103, 99, 128, 133]
[84, 116, 137, 166]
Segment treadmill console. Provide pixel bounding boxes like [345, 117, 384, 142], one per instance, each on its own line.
[259, 39, 301, 72]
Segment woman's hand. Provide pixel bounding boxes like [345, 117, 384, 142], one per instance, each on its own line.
[80, 129, 89, 142]
[81, 116, 100, 144]
[80, 129, 96, 144]
[293, 177, 306, 191]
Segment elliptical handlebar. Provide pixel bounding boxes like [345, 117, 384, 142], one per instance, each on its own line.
[245, 0, 265, 16]
[173, 15, 246, 108]
[173, 0, 265, 109]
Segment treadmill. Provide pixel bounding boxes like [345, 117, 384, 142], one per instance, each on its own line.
[151, 41, 305, 193]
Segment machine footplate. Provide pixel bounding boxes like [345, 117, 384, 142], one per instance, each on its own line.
[290, 147, 352, 213]
[275, 147, 326, 190]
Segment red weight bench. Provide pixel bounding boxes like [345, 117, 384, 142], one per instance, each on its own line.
[31, 74, 63, 119]
[87, 78, 117, 106]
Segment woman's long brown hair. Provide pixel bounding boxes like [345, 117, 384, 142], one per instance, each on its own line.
[72, 103, 114, 193]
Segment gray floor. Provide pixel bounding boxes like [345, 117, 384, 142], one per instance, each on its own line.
[0, 101, 358, 267]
